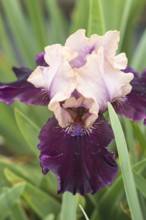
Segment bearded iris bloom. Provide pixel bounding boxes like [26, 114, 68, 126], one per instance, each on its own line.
[0, 29, 146, 195]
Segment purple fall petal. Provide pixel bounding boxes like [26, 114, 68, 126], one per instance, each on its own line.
[35, 52, 48, 67]
[38, 115, 118, 195]
[12, 67, 32, 78]
[0, 67, 49, 105]
[113, 68, 146, 124]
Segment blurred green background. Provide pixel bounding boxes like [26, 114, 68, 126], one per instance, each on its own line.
[0, 0, 146, 220]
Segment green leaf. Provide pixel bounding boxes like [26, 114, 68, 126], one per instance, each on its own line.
[0, 14, 17, 64]
[60, 193, 79, 220]
[133, 171, 146, 220]
[24, 0, 48, 50]
[4, 168, 60, 218]
[132, 123, 146, 153]
[108, 103, 143, 220]
[1, 0, 35, 66]
[11, 203, 29, 220]
[0, 157, 43, 188]
[102, 0, 124, 30]
[79, 204, 89, 220]
[99, 175, 123, 206]
[90, 208, 102, 220]
[131, 29, 146, 72]
[97, 176, 124, 219]
[118, 0, 133, 50]
[0, 104, 30, 154]
[87, 0, 105, 36]
[133, 171, 146, 198]
[133, 158, 146, 172]
[45, 0, 67, 44]
[14, 108, 40, 156]
[97, 158, 146, 219]
[23, 184, 60, 218]
[43, 214, 55, 220]
[39, 173, 58, 196]
[124, 119, 137, 163]
[0, 183, 25, 220]
[69, 0, 89, 33]
[118, 0, 145, 55]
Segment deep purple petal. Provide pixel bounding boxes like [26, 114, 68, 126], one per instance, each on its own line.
[113, 68, 146, 124]
[38, 115, 118, 195]
[35, 52, 48, 67]
[12, 67, 32, 79]
[142, 69, 146, 77]
[0, 67, 49, 105]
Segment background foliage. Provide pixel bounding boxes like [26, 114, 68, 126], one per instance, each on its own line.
[0, 0, 146, 219]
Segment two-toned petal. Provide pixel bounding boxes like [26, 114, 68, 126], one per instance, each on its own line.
[28, 44, 77, 127]
[75, 48, 133, 126]
[27, 29, 134, 128]
[65, 29, 120, 68]
[38, 115, 118, 195]
[0, 67, 49, 105]
[113, 68, 146, 124]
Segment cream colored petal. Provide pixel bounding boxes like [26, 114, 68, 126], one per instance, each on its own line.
[62, 95, 99, 128]
[28, 29, 131, 129]
[50, 102, 74, 128]
[76, 47, 133, 117]
[46, 61, 77, 127]
[49, 61, 76, 98]
[76, 47, 108, 114]
[113, 53, 128, 69]
[28, 46, 76, 100]
[28, 44, 77, 90]
[65, 29, 87, 53]
[28, 44, 78, 128]
[65, 29, 119, 58]
[90, 31, 120, 58]
[82, 112, 99, 128]
[66, 29, 120, 69]
[27, 65, 59, 90]
[65, 29, 91, 68]
[27, 66, 46, 88]
[103, 60, 133, 99]
[44, 44, 77, 65]
[63, 96, 83, 109]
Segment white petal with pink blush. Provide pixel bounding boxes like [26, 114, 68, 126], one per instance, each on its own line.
[27, 29, 134, 128]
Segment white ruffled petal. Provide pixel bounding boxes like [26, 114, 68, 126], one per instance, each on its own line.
[28, 29, 134, 128]
[76, 47, 108, 113]
[94, 31, 120, 57]
[45, 44, 77, 65]
[27, 66, 49, 89]
[76, 47, 133, 118]
[65, 29, 87, 53]
[113, 53, 128, 69]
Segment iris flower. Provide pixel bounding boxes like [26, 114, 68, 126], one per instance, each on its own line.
[0, 29, 146, 195]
